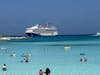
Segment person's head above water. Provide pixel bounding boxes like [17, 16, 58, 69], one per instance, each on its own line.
[3, 64, 6, 66]
[39, 68, 42, 71]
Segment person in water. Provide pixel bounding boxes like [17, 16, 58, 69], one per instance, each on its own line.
[39, 68, 43, 75]
[2, 64, 7, 71]
[24, 53, 30, 63]
[20, 53, 30, 63]
[80, 57, 87, 62]
[44, 68, 50, 75]
[24, 57, 29, 63]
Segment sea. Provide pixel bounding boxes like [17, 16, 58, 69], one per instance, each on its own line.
[0, 35, 100, 75]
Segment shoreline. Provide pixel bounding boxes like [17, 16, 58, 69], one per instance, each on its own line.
[0, 36, 27, 40]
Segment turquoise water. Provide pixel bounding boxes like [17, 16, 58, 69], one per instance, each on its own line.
[0, 35, 100, 75]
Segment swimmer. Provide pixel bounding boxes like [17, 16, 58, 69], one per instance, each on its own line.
[80, 57, 87, 62]
[24, 58, 29, 63]
[2, 64, 7, 71]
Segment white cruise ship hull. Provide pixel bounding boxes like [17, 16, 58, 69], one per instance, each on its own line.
[26, 32, 58, 37]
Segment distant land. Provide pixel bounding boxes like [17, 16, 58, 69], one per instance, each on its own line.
[0, 36, 27, 40]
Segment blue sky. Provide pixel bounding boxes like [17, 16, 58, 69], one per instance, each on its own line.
[0, 0, 100, 35]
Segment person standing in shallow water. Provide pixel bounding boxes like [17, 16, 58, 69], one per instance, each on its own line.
[44, 68, 50, 75]
[24, 53, 29, 63]
[2, 64, 7, 75]
[2, 64, 7, 71]
[39, 68, 43, 75]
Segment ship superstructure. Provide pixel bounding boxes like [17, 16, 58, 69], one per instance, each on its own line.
[25, 24, 58, 36]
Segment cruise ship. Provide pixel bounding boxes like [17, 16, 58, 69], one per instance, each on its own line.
[25, 23, 58, 36]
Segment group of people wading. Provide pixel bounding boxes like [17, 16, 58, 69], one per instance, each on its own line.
[2, 64, 51, 75]
[39, 68, 51, 75]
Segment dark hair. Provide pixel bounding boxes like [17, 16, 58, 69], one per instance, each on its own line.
[40, 69, 42, 71]
[3, 64, 6, 66]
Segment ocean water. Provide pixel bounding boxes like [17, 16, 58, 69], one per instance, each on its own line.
[0, 35, 100, 75]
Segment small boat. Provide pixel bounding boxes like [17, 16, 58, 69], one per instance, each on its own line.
[95, 32, 100, 36]
[92, 32, 100, 36]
